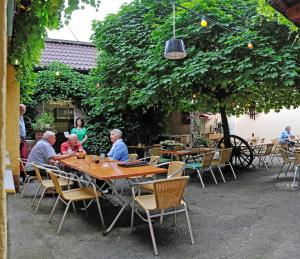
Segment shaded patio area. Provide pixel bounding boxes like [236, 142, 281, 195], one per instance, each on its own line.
[7, 166, 300, 259]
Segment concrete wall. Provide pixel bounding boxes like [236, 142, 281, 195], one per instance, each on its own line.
[230, 108, 300, 142]
[6, 65, 20, 191]
[0, 0, 7, 257]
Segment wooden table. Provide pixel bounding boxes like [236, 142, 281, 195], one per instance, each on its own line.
[60, 155, 167, 235]
[161, 147, 215, 161]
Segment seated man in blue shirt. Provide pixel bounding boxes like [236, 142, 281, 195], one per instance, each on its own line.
[279, 126, 295, 146]
[107, 129, 129, 161]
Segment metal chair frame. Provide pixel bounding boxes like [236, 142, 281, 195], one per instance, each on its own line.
[47, 170, 105, 234]
[18, 158, 37, 198]
[130, 176, 194, 256]
[186, 152, 217, 188]
[31, 164, 74, 214]
[211, 148, 237, 181]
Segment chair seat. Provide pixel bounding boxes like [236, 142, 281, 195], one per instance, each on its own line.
[186, 162, 202, 169]
[135, 194, 184, 211]
[211, 159, 221, 166]
[159, 158, 172, 163]
[62, 187, 101, 201]
[41, 179, 72, 188]
[140, 183, 154, 192]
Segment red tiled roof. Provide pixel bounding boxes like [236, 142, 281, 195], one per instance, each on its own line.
[39, 39, 97, 72]
[270, 0, 300, 28]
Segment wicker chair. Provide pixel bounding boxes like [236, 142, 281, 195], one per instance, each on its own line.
[252, 144, 274, 170]
[292, 151, 300, 188]
[211, 148, 237, 181]
[148, 147, 172, 163]
[47, 170, 105, 234]
[120, 155, 160, 195]
[18, 158, 37, 198]
[139, 161, 186, 193]
[186, 152, 216, 188]
[31, 164, 73, 214]
[131, 176, 194, 255]
[277, 149, 297, 178]
[128, 153, 138, 162]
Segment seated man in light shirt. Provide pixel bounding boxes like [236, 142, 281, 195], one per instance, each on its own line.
[25, 131, 76, 175]
[61, 134, 86, 154]
[279, 126, 295, 146]
[107, 129, 129, 161]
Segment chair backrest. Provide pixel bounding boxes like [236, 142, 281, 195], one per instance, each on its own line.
[149, 156, 160, 166]
[167, 161, 185, 178]
[264, 144, 274, 155]
[201, 152, 215, 168]
[219, 148, 233, 163]
[295, 151, 300, 166]
[128, 153, 138, 162]
[32, 164, 43, 182]
[271, 138, 279, 144]
[47, 170, 64, 197]
[279, 148, 292, 162]
[148, 148, 162, 157]
[18, 158, 29, 177]
[153, 176, 189, 210]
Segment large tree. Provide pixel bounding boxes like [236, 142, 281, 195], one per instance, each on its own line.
[90, 0, 300, 148]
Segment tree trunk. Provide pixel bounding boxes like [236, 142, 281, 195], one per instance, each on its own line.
[220, 106, 231, 148]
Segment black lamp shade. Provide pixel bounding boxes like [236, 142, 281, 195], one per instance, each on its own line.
[164, 38, 187, 59]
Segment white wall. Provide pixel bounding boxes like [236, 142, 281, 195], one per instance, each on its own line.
[230, 108, 300, 142]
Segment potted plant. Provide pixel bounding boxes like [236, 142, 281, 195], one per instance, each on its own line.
[32, 112, 55, 140]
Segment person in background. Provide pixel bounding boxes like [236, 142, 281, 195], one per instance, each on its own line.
[107, 129, 129, 161]
[19, 104, 27, 158]
[71, 117, 88, 151]
[25, 131, 76, 174]
[279, 126, 295, 146]
[61, 134, 86, 154]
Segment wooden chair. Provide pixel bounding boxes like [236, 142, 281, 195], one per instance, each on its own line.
[186, 152, 216, 188]
[211, 148, 237, 181]
[139, 161, 186, 193]
[18, 158, 37, 198]
[131, 176, 194, 256]
[252, 144, 274, 170]
[47, 170, 105, 234]
[31, 164, 73, 214]
[277, 149, 297, 178]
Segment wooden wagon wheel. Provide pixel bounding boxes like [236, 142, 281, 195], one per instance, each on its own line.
[218, 135, 254, 169]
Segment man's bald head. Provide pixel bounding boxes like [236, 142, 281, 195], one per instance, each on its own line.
[19, 104, 26, 116]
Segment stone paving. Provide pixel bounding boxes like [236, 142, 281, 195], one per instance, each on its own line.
[7, 164, 300, 259]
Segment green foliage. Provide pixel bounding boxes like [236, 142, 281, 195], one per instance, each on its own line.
[86, 0, 171, 152]
[25, 62, 88, 137]
[32, 112, 55, 131]
[257, 0, 299, 32]
[90, 0, 300, 148]
[10, 0, 101, 101]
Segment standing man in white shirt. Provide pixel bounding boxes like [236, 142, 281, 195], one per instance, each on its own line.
[19, 104, 27, 158]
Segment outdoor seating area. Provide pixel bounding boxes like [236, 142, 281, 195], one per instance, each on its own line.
[2, 0, 300, 258]
[9, 138, 300, 256]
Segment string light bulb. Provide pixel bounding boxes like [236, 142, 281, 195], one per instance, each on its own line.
[200, 18, 208, 27]
[247, 42, 253, 49]
[14, 59, 19, 65]
[55, 71, 60, 76]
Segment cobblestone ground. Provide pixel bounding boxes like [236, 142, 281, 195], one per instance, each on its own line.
[7, 164, 300, 259]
